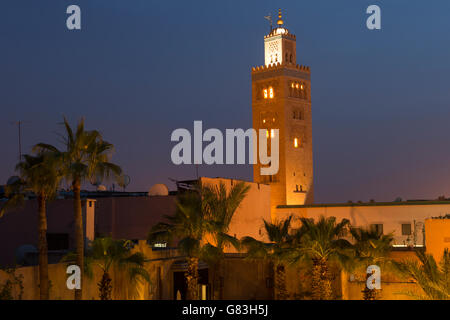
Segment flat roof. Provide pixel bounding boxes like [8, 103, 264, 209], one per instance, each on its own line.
[278, 200, 450, 209]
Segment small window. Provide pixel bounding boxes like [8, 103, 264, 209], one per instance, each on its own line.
[402, 223, 412, 236]
[371, 224, 383, 235]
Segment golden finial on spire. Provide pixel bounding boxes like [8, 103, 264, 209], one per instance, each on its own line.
[277, 8, 283, 26]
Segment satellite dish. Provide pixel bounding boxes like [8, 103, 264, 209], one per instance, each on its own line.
[7, 176, 20, 185]
[97, 185, 107, 191]
[117, 175, 131, 191]
[148, 184, 169, 196]
[90, 173, 103, 187]
[15, 244, 38, 266]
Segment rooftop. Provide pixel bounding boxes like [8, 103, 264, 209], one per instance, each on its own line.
[278, 199, 450, 209]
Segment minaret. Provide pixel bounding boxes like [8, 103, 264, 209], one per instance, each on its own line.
[252, 9, 313, 218]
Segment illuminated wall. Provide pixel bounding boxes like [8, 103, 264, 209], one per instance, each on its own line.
[425, 218, 450, 262]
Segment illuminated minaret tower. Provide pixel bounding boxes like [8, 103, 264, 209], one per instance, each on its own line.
[252, 9, 313, 217]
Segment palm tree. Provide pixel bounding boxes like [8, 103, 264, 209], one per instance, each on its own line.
[294, 216, 351, 300]
[34, 117, 122, 300]
[148, 187, 209, 300]
[350, 227, 394, 300]
[0, 152, 61, 299]
[241, 216, 294, 300]
[83, 237, 150, 300]
[394, 249, 450, 300]
[201, 181, 250, 299]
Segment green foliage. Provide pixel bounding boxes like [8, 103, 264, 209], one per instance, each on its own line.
[241, 215, 295, 300]
[241, 215, 295, 266]
[149, 188, 207, 257]
[0, 268, 24, 300]
[431, 214, 450, 219]
[394, 249, 450, 300]
[349, 227, 394, 300]
[148, 181, 250, 300]
[33, 117, 122, 186]
[292, 216, 352, 300]
[201, 181, 250, 262]
[349, 227, 394, 270]
[294, 216, 352, 264]
[86, 237, 149, 300]
[0, 152, 62, 217]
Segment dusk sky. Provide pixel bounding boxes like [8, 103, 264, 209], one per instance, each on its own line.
[1, 1, 450, 203]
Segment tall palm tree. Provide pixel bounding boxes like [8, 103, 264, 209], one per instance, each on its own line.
[294, 216, 351, 300]
[34, 117, 122, 300]
[350, 227, 394, 300]
[0, 152, 61, 300]
[201, 181, 250, 299]
[241, 216, 294, 300]
[83, 237, 150, 300]
[394, 249, 450, 300]
[148, 187, 209, 300]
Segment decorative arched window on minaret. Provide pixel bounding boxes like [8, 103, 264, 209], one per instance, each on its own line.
[263, 9, 297, 67]
[252, 9, 314, 215]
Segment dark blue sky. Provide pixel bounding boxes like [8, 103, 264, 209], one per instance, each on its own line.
[1, 1, 450, 203]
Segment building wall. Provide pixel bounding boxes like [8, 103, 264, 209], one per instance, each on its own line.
[425, 218, 450, 262]
[0, 199, 94, 267]
[276, 202, 450, 247]
[221, 257, 273, 300]
[0, 241, 178, 300]
[0, 242, 427, 300]
[200, 177, 271, 244]
[95, 195, 177, 240]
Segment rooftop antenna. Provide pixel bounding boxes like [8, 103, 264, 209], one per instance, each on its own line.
[264, 13, 273, 32]
[10, 120, 27, 161]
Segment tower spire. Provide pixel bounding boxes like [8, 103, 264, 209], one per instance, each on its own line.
[277, 8, 283, 26]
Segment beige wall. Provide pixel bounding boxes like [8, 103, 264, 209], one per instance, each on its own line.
[276, 202, 450, 246]
[0, 243, 427, 300]
[425, 218, 450, 262]
[200, 177, 271, 245]
[0, 241, 174, 300]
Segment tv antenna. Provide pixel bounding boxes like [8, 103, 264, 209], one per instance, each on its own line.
[117, 174, 131, 191]
[10, 120, 28, 161]
[264, 13, 273, 32]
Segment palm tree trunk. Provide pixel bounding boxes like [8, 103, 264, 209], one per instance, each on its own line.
[312, 258, 332, 300]
[98, 271, 113, 300]
[185, 257, 199, 300]
[37, 193, 49, 300]
[212, 260, 224, 300]
[363, 272, 377, 300]
[73, 177, 84, 300]
[212, 262, 219, 300]
[275, 264, 288, 300]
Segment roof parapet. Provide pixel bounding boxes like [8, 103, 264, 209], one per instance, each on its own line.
[251, 62, 310, 74]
